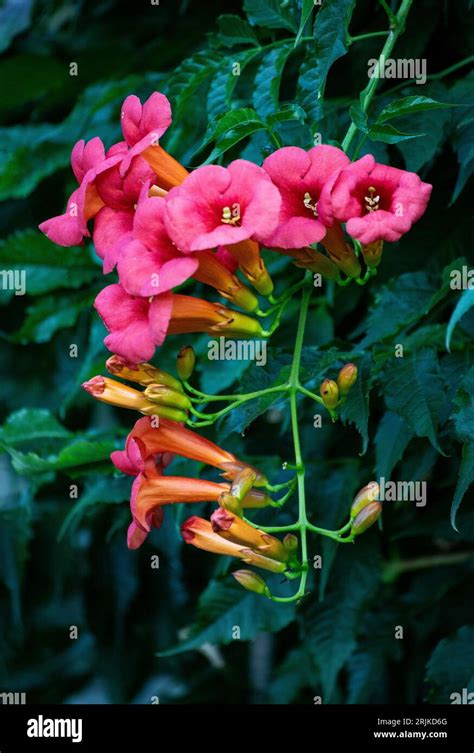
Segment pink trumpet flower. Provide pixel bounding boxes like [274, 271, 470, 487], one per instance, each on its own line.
[318, 154, 432, 244]
[261, 145, 350, 248]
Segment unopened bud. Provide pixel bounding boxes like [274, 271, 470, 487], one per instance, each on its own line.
[176, 346, 195, 381]
[106, 355, 182, 391]
[218, 492, 243, 516]
[361, 240, 384, 268]
[226, 239, 274, 296]
[350, 482, 380, 518]
[144, 384, 192, 410]
[230, 467, 257, 501]
[220, 461, 268, 487]
[241, 488, 274, 508]
[283, 534, 298, 553]
[319, 379, 339, 409]
[337, 363, 358, 396]
[351, 501, 382, 535]
[321, 225, 361, 279]
[232, 569, 271, 597]
[292, 247, 340, 280]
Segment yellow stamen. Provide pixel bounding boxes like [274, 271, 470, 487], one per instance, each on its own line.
[303, 191, 318, 216]
[221, 205, 241, 225]
[364, 185, 380, 212]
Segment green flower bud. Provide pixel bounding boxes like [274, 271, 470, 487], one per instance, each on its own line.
[218, 491, 243, 516]
[232, 570, 271, 597]
[351, 501, 382, 536]
[362, 240, 384, 269]
[350, 481, 380, 519]
[283, 533, 298, 553]
[337, 363, 358, 396]
[230, 467, 257, 502]
[319, 378, 339, 409]
[176, 345, 195, 381]
[144, 384, 192, 410]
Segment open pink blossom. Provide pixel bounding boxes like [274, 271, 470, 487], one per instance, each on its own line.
[39, 137, 112, 246]
[116, 195, 199, 296]
[261, 145, 350, 248]
[92, 148, 155, 271]
[318, 154, 432, 244]
[164, 160, 282, 252]
[94, 284, 173, 363]
[119, 92, 172, 176]
[39, 138, 145, 250]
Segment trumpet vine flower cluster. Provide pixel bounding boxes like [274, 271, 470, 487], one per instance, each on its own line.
[41, 89, 431, 602]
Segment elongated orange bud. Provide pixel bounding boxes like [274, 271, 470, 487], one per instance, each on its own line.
[291, 247, 340, 280]
[226, 239, 274, 296]
[176, 346, 195, 381]
[337, 363, 358, 396]
[322, 224, 361, 278]
[141, 144, 189, 189]
[232, 570, 271, 597]
[210, 508, 289, 562]
[193, 251, 259, 313]
[106, 355, 182, 391]
[83, 376, 156, 412]
[351, 501, 382, 535]
[181, 516, 286, 572]
[83, 376, 188, 420]
[319, 378, 339, 409]
[168, 295, 264, 338]
[350, 482, 380, 519]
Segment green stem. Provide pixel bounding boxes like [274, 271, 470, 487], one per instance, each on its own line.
[378, 0, 397, 27]
[187, 384, 288, 426]
[341, 0, 414, 154]
[349, 30, 390, 44]
[271, 278, 312, 603]
[298, 384, 324, 406]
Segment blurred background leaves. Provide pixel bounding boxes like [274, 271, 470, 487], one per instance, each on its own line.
[0, 0, 473, 704]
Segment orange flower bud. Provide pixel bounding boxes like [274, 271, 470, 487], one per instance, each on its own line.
[321, 225, 361, 278]
[193, 251, 259, 313]
[141, 144, 189, 189]
[106, 355, 182, 391]
[291, 247, 340, 280]
[226, 239, 274, 296]
[319, 378, 339, 409]
[350, 482, 380, 519]
[337, 363, 358, 396]
[210, 508, 289, 562]
[176, 345, 195, 381]
[232, 570, 271, 597]
[351, 501, 382, 535]
[182, 516, 287, 572]
[82, 376, 188, 421]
